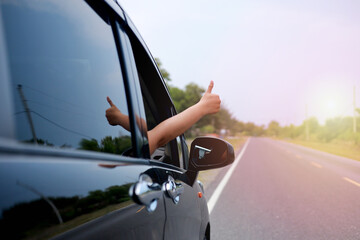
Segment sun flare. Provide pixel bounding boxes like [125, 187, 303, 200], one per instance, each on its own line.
[320, 98, 341, 119]
[307, 81, 352, 124]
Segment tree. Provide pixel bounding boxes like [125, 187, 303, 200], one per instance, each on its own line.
[235, 121, 245, 133]
[243, 122, 257, 136]
[267, 120, 280, 137]
[279, 124, 299, 139]
[79, 136, 131, 154]
[184, 83, 205, 108]
[155, 58, 171, 82]
[168, 86, 186, 112]
[170, 82, 205, 113]
[319, 116, 353, 142]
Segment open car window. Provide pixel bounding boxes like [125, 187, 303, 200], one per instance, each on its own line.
[126, 30, 183, 167]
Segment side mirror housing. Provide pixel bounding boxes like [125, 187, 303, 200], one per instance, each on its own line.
[189, 136, 235, 171]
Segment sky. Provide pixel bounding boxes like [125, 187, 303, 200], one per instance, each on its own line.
[119, 0, 360, 126]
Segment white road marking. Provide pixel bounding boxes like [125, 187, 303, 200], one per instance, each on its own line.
[343, 177, 360, 187]
[310, 162, 323, 168]
[207, 138, 250, 214]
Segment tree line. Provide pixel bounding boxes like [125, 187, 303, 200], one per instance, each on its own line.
[156, 58, 360, 143]
[267, 116, 360, 143]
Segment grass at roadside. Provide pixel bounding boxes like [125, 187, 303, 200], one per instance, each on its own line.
[195, 136, 248, 187]
[224, 137, 248, 153]
[186, 136, 247, 153]
[284, 139, 360, 162]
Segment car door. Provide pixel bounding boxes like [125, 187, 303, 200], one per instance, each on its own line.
[121, 16, 206, 239]
[0, 0, 166, 239]
[161, 137, 207, 240]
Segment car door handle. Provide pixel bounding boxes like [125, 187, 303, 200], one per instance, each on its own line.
[129, 174, 162, 212]
[164, 176, 184, 204]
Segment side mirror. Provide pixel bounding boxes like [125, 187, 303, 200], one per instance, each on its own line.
[189, 136, 235, 171]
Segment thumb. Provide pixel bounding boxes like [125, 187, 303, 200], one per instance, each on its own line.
[107, 96, 114, 107]
[206, 80, 214, 94]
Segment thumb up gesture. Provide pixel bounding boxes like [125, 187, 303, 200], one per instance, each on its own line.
[199, 81, 221, 115]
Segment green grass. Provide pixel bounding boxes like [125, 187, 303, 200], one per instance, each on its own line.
[224, 137, 248, 153]
[285, 139, 360, 161]
[186, 136, 247, 152]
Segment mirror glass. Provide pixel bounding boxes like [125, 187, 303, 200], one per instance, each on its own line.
[190, 137, 233, 168]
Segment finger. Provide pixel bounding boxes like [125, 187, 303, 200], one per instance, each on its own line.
[206, 80, 214, 93]
[107, 96, 114, 107]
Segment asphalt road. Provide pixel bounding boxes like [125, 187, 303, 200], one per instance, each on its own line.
[208, 137, 360, 240]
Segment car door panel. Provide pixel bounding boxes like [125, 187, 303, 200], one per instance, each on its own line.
[0, 154, 166, 240]
[162, 171, 203, 240]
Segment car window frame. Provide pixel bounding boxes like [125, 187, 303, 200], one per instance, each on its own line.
[85, 0, 150, 159]
[111, 20, 149, 159]
[124, 12, 192, 169]
[0, 5, 15, 140]
[119, 20, 189, 167]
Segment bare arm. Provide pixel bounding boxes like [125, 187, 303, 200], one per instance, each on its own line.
[105, 81, 221, 155]
[148, 81, 220, 154]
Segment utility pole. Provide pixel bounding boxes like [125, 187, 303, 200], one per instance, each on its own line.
[17, 181, 63, 224]
[354, 85, 357, 133]
[305, 104, 309, 141]
[17, 84, 38, 144]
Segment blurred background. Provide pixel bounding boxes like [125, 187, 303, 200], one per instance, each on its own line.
[120, 0, 360, 158]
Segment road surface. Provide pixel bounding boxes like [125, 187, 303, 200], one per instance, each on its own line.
[208, 137, 360, 240]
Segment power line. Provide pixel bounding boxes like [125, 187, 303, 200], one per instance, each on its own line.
[27, 100, 99, 120]
[14, 111, 27, 115]
[15, 84, 96, 141]
[15, 83, 96, 114]
[30, 111, 94, 140]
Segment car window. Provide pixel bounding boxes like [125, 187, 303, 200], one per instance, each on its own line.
[126, 30, 183, 166]
[2, 0, 132, 155]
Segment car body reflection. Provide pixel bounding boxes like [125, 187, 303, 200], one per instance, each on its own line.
[0, 158, 165, 239]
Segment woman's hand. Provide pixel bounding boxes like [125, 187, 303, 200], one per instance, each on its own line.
[105, 96, 124, 126]
[198, 80, 221, 115]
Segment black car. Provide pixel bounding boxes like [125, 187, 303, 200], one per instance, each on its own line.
[0, 0, 234, 239]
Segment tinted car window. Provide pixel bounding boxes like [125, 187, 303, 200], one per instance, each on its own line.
[2, 0, 132, 154]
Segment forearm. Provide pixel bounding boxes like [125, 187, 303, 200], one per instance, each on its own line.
[118, 113, 131, 131]
[147, 80, 220, 155]
[148, 103, 205, 153]
[108, 111, 131, 131]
